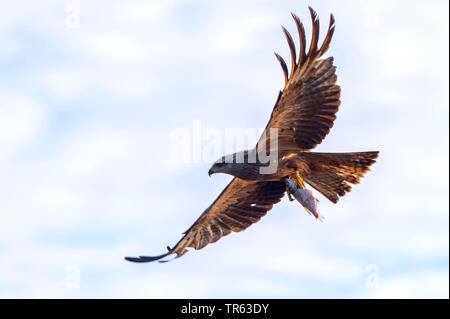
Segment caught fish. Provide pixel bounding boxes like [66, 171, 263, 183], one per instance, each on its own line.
[285, 179, 321, 220]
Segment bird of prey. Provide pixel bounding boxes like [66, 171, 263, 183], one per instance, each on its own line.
[125, 7, 379, 263]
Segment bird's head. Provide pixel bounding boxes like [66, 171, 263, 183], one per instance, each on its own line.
[208, 151, 253, 177]
[208, 157, 234, 177]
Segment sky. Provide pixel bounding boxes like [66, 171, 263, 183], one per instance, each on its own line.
[0, 0, 448, 298]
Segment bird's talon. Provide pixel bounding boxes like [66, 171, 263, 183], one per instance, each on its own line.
[295, 171, 305, 189]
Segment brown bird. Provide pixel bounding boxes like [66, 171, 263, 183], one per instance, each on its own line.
[125, 7, 379, 263]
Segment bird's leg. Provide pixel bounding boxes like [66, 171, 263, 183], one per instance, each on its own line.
[286, 186, 295, 201]
[295, 171, 305, 189]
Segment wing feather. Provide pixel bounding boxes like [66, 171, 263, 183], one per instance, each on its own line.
[281, 26, 297, 74]
[125, 178, 285, 262]
[291, 12, 306, 67]
[274, 52, 289, 86]
[306, 7, 320, 60]
[258, 8, 340, 153]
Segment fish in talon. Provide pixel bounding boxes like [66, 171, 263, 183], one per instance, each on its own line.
[285, 179, 320, 219]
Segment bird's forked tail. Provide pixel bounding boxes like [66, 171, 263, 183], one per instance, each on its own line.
[301, 151, 379, 203]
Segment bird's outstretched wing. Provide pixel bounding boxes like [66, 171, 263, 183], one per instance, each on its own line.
[257, 7, 340, 154]
[125, 178, 285, 263]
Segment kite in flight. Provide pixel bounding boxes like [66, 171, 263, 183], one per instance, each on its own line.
[125, 7, 379, 263]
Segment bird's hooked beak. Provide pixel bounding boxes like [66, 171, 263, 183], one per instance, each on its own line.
[209, 161, 227, 176]
[208, 168, 215, 177]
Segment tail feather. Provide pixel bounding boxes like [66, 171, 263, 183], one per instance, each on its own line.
[302, 151, 379, 203]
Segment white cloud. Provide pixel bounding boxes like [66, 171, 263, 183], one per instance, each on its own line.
[115, 1, 176, 26]
[213, 13, 277, 52]
[39, 67, 158, 98]
[85, 34, 152, 62]
[0, 34, 21, 59]
[0, 95, 44, 160]
[363, 271, 449, 299]
[40, 68, 88, 97]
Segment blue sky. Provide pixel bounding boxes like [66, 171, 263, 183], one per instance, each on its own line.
[0, 0, 448, 298]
